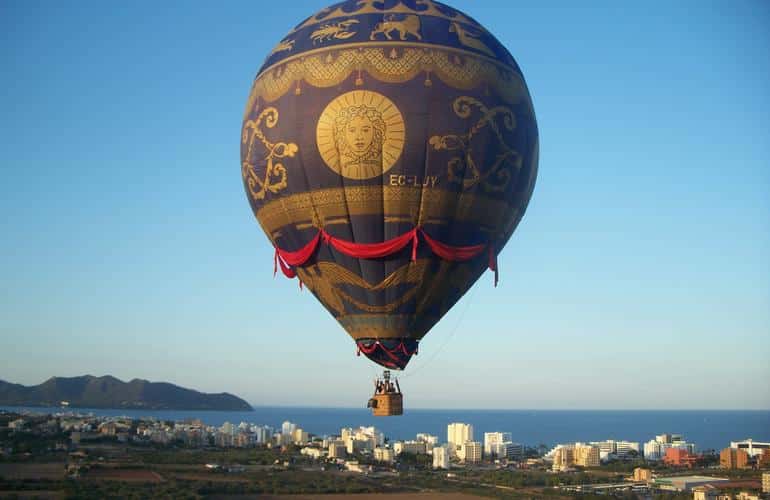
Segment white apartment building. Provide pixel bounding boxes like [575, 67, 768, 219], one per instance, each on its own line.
[447, 423, 473, 455]
[345, 435, 374, 454]
[394, 440, 427, 455]
[374, 447, 395, 463]
[254, 426, 272, 444]
[484, 432, 513, 457]
[416, 433, 439, 452]
[491, 441, 523, 460]
[328, 441, 346, 459]
[643, 435, 696, 461]
[291, 428, 309, 444]
[731, 439, 770, 458]
[589, 440, 640, 460]
[433, 445, 449, 469]
[459, 441, 482, 463]
[282, 421, 297, 436]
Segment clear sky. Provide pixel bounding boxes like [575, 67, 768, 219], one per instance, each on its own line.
[1, 1, 768, 410]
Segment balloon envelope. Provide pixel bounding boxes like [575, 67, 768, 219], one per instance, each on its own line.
[241, 0, 538, 369]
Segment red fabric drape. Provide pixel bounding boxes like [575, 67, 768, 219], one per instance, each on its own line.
[324, 228, 417, 260]
[271, 226, 500, 286]
[274, 251, 297, 279]
[276, 230, 322, 266]
[419, 228, 486, 261]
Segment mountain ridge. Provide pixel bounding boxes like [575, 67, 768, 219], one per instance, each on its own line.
[0, 375, 252, 411]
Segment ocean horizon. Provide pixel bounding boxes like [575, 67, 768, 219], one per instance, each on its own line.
[3, 406, 768, 452]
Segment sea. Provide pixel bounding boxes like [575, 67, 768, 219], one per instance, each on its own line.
[2, 406, 768, 452]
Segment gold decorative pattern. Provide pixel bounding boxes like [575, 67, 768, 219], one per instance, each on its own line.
[244, 44, 527, 110]
[289, 0, 481, 36]
[253, 186, 517, 236]
[270, 38, 295, 55]
[316, 90, 405, 179]
[369, 14, 422, 41]
[241, 107, 298, 200]
[429, 96, 521, 192]
[296, 260, 430, 315]
[448, 21, 495, 57]
[310, 19, 359, 44]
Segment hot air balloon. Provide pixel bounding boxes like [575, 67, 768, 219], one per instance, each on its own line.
[241, 0, 538, 415]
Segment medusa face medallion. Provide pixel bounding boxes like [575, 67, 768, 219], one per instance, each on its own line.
[316, 90, 405, 180]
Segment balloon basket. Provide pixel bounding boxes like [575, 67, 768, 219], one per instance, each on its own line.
[367, 370, 403, 416]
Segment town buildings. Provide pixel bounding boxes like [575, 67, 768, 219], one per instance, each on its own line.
[328, 440, 346, 459]
[550, 443, 600, 470]
[664, 447, 699, 467]
[432, 446, 449, 469]
[720, 448, 750, 469]
[633, 467, 652, 482]
[589, 439, 640, 461]
[730, 439, 770, 459]
[644, 433, 696, 460]
[416, 433, 438, 453]
[394, 440, 427, 456]
[373, 446, 394, 463]
[484, 432, 512, 456]
[447, 422, 473, 456]
[458, 441, 482, 464]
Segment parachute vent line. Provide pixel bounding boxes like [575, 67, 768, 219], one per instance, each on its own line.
[272, 227, 499, 284]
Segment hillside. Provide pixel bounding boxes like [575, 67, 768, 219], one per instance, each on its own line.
[0, 375, 252, 411]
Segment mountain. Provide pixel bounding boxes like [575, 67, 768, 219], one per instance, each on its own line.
[0, 375, 252, 411]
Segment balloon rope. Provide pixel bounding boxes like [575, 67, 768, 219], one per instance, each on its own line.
[399, 284, 478, 379]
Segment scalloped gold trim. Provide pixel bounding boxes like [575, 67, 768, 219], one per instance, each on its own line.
[244, 44, 527, 116]
[254, 186, 517, 239]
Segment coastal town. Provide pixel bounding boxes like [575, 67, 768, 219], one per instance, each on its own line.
[1, 409, 768, 499]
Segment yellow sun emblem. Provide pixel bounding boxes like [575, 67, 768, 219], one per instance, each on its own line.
[316, 90, 405, 180]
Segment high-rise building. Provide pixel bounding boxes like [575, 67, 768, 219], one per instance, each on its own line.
[292, 428, 309, 444]
[447, 423, 473, 455]
[484, 432, 512, 457]
[491, 441, 523, 460]
[459, 441, 482, 463]
[644, 434, 696, 460]
[550, 443, 599, 469]
[552, 446, 574, 471]
[762, 472, 770, 493]
[328, 440, 346, 459]
[720, 448, 749, 469]
[282, 421, 297, 436]
[574, 444, 600, 467]
[254, 425, 272, 444]
[433, 446, 449, 469]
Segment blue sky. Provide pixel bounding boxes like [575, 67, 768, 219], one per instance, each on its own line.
[1, 1, 768, 409]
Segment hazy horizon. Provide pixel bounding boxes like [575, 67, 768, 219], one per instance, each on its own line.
[2, 1, 768, 410]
